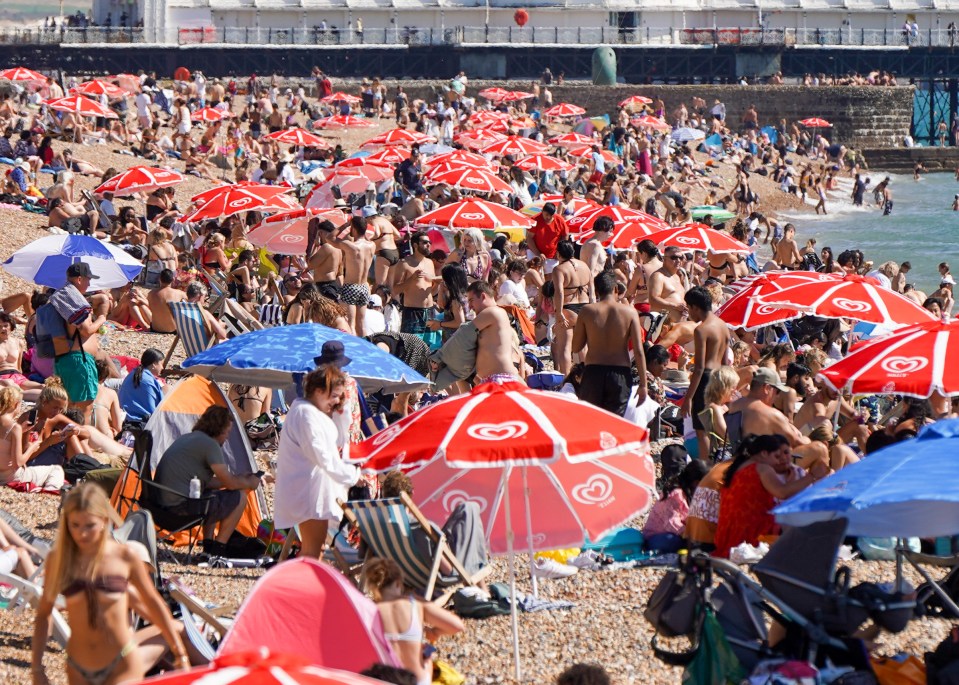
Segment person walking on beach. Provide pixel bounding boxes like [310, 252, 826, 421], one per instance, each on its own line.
[882, 179, 894, 215]
[572, 270, 646, 417]
[681, 286, 730, 460]
[851, 173, 866, 206]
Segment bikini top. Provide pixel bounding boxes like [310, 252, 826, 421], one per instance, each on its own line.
[63, 575, 128, 598]
[384, 596, 424, 643]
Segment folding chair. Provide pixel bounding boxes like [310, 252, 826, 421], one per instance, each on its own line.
[340, 492, 491, 606]
[163, 301, 214, 369]
[81, 189, 114, 232]
[167, 577, 230, 661]
[901, 548, 959, 617]
[0, 573, 71, 647]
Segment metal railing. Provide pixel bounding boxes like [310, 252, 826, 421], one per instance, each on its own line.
[1, 24, 959, 48]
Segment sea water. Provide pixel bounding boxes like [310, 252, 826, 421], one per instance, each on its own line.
[776, 172, 959, 293]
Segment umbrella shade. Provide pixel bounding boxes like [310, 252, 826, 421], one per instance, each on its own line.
[94, 166, 183, 198]
[514, 154, 573, 172]
[690, 205, 736, 222]
[180, 185, 299, 223]
[820, 319, 959, 398]
[411, 448, 655, 555]
[364, 147, 410, 164]
[774, 418, 959, 538]
[46, 95, 117, 119]
[304, 176, 373, 209]
[111, 73, 141, 93]
[426, 150, 491, 170]
[454, 129, 507, 150]
[755, 274, 938, 326]
[631, 115, 671, 131]
[133, 649, 387, 685]
[71, 79, 126, 98]
[261, 128, 330, 148]
[320, 91, 361, 104]
[619, 95, 653, 108]
[501, 90, 534, 102]
[671, 127, 706, 142]
[478, 87, 510, 101]
[352, 380, 650, 471]
[428, 168, 512, 194]
[544, 103, 586, 118]
[312, 115, 374, 129]
[413, 198, 532, 232]
[361, 128, 435, 147]
[181, 323, 430, 393]
[521, 196, 597, 218]
[248, 208, 350, 256]
[716, 272, 839, 330]
[480, 136, 549, 158]
[644, 223, 750, 254]
[568, 205, 667, 234]
[190, 107, 232, 122]
[574, 221, 657, 250]
[565, 145, 620, 166]
[548, 132, 594, 147]
[0, 67, 45, 82]
[800, 117, 833, 128]
[189, 181, 268, 204]
[331, 161, 393, 183]
[470, 110, 510, 125]
[3, 234, 143, 289]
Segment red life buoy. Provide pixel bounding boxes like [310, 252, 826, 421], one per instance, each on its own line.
[514, 9, 529, 27]
[174, 66, 191, 82]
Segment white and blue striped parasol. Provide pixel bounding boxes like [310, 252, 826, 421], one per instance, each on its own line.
[2, 235, 143, 289]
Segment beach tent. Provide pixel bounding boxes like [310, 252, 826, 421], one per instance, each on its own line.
[218, 557, 400, 672]
[111, 375, 266, 543]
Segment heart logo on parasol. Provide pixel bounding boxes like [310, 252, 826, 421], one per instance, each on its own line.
[571, 474, 614, 506]
[880, 356, 929, 375]
[466, 421, 529, 441]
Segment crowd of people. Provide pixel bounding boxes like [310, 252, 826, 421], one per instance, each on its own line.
[0, 66, 947, 684]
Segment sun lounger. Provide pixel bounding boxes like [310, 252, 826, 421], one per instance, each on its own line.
[341, 492, 491, 605]
[162, 301, 214, 370]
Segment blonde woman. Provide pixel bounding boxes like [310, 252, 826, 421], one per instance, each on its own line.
[445, 228, 491, 284]
[364, 558, 465, 685]
[32, 484, 191, 685]
[0, 385, 65, 492]
[144, 228, 178, 287]
[696, 365, 740, 461]
[198, 232, 229, 277]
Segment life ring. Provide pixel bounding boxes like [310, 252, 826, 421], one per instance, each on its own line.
[174, 66, 191, 82]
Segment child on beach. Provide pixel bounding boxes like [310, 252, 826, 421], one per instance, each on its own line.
[0, 385, 65, 493]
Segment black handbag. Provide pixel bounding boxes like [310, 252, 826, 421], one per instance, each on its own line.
[644, 569, 702, 638]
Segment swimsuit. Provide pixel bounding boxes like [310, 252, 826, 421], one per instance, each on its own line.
[563, 302, 586, 314]
[67, 641, 137, 685]
[691, 368, 713, 431]
[384, 596, 424, 643]
[64, 574, 134, 685]
[377, 248, 400, 266]
[577, 365, 633, 417]
[340, 282, 371, 307]
[477, 373, 521, 385]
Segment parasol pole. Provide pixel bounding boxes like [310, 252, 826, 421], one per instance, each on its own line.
[503, 466, 522, 681]
[522, 466, 539, 597]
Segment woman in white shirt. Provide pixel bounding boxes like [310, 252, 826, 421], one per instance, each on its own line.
[274, 365, 361, 558]
[497, 259, 532, 313]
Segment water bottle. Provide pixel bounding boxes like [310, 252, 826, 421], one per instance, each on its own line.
[189, 476, 201, 499]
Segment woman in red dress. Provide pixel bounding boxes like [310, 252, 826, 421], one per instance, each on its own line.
[713, 434, 827, 558]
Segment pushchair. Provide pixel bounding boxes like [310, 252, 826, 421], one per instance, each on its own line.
[646, 519, 915, 674]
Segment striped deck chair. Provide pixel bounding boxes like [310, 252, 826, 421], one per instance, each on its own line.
[340, 492, 491, 605]
[163, 301, 214, 369]
[0, 573, 71, 647]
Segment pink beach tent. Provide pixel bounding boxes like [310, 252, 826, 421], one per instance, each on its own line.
[217, 558, 400, 672]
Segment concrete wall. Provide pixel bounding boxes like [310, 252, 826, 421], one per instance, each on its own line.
[860, 146, 959, 172]
[338, 81, 913, 149]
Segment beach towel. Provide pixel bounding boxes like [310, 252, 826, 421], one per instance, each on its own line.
[430, 321, 478, 391]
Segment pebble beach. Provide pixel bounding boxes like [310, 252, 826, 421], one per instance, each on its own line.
[0, 92, 949, 685]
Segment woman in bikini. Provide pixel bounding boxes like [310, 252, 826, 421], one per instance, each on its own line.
[228, 384, 273, 424]
[32, 483, 191, 685]
[144, 228, 178, 288]
[198, 232, 230, 278]
[551, 239, 593, 375]
[0, 312, 43, 400]
[364, 558, 464, 685]
[445, 228, 490, 285]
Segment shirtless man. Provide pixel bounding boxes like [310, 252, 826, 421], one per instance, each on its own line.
[307, 219, 343, 295]
[337, 217, 376, 336]
[393, 231, 439, 346]
[681, 286, 730, 460]
[366, 207, 403, 289]
[0, 313, 42, 400]
[579, 215, 612, 279]
[773, 362, 812, 425]
[552, 239, 593, 376]
[773, 223, 802, 269]
[572, 271, 646, 416]
[728, 368, 828, 469]
[647, 246, 688, 322]
[185, 282, 227, 343]
[466, 281, 522, 384]
[626, 239, 663, 308]
[146, 269, 187, 334]
[793, 382, 871, 452]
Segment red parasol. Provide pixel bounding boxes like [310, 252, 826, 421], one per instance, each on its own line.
[0, 67, 46, 82]
[619, 95, 653, 108]
[312, 115, 374, 129]
[543, 103, 586, 118]
[71, 79, 126, 98]
[644, 223, 750, 254]
[480, 135, 549, 158]
[248, 207, 350, 256]
[94, 166, 183, 198]
[413, 197, 532, 232]
[45, 95, 117, 119]
[715, 271, 842, 330]
[427, 167, 512, 194]
[190, 107, 232, 123]
[320, 91, 361, 104]
[261, 128, 330, 148]
[514, 153, 573, 172]
[180, 184, 299, 223]
[361, 128, 435, 147]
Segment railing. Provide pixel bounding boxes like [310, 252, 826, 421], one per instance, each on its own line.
[1, 24, 959, 48]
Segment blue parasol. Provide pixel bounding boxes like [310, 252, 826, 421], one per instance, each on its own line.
[182, 323, 431, 394]
[3, 234, 143, 289]
[774, 418, 959, 538]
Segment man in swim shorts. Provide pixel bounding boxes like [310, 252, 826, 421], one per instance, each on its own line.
[682, 286, 730, 461]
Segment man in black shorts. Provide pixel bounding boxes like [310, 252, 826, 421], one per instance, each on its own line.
[681, 286, 730, 461]
[572, 270, 646, 417]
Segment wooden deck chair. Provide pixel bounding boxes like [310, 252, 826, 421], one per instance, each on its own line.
[167, 578, 230, 661]
[163, 301, 215, 369]
[220, 298, 264, 338]
[0, 573, 71, 647]
[81, 189, 114, 232]
[340, 492, 491, 606]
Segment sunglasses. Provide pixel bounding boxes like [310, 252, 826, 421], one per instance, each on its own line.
[419, 240, 431, 246]
[667, 255, 683, 261]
